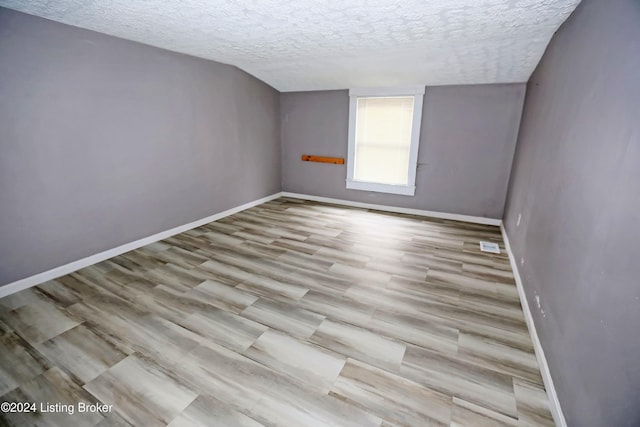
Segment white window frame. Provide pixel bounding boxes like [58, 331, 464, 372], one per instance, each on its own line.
[346, 86, 425, 196]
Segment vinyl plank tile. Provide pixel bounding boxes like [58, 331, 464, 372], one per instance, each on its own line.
[168, 341, 279, 406]
[387, 276, 461, 306]
[315, 247, 370, 267]
[457, 323, 534, 354]
[297, 269, 355, 294]
[463, 263, 516, 285]
[240, 240, 287, 258]
[291, 223, 343, 238]
[343, 285, 454, 321]
[215, 224, 278, 241]
[365, 260, 428, 281]
[369, 310, 459, 355]
[181, 309, 267, 352]
[164, 246, 209, 266]
[236, 280, 308, 302]
[0, 198, 552, 426]
[202, 259, 308, 301]
[183, 227, 209, 237]
[456, 289, 525, 320]
[205, 249, 332, 294]
[374, 298, 532, 353]
[0, 318, 12, 336]
[412, 235, 465, 251]
[244, 329, 345, 394]
[0, 288, 41, 311]
[331, 358, 451, 427]
[95, 412, 135, 427]
[116, 250, 167, 271]
[168, 394, 264, 427]
[55, 273, 115, 302]
[166, 234, 212, 251]
[105, 255, 151, 276]
[311, 319, 406, 373]
[138, 246, 207, 270]
[249, 387, 383, 427]
[513, 378, 554, 426]
[435, 248, 507, 270]
[457, 333, 543, 385]
[187, 279, 258, 314]
[233, 230, 278, 245]
[241, 298, 325, 339]
[84, 355, 197, 427]
[36, 280, 80, 307]
[351, 243, 406, 261]
[135, 284, 225, 321]
[274, 252, 354, 292]
[144, 241, 172, 252]
[450, 397, 519, 427]
[356, 285, 462, 317]
[0, 332, 49, 396]
[427, 269, 519, 303]
[2, 367, 105, 427]
[401, 252, 463, 274]
[67, 301, 200, 365]
[198, 221, 242, 234]
[272, 238, 321, 255]
[37, 324, 128, 384]
[304, 235, 357, 253]
[274, 251, 334, 273]
[298, 290, 375, 328]
[99, 276, 158, 302]
[400, 344, 518, 418]
[145, 263, 212, 290]
[226, 344, 383, 427]
[1, 297, 80, 345]
[329, 263, 392, 285]
[411, 297, 527, 336]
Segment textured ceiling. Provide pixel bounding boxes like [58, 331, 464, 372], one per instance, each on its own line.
[1, 0, 581, 91]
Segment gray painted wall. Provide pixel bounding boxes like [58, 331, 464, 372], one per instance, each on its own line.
[503, 0, 640, 425]
[281, 84, 525, 219]
[0, 8, 281, 286]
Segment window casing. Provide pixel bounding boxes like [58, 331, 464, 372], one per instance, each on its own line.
[346, 87, 424, 196]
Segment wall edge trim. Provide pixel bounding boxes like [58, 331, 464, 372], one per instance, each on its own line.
[282, 192, 502, 225]
[500, 224, 567, 427]
[0, 192, 284, 298]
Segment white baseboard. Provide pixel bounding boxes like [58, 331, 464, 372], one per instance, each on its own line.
[1, 191, 498, 299]
[0, 192, 283, 299]
[500, 224, 566, 427]
[282, 192, 502, 226]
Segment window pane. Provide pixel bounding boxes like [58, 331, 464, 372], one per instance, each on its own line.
[354, 96, 414, 185]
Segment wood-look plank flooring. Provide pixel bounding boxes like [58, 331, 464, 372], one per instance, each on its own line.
[0, 198, 554, 426]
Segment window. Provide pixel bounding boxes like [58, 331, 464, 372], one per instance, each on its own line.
[346, 87, 424, 196]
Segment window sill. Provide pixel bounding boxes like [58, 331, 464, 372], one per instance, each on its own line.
[346, 180, 416, 196]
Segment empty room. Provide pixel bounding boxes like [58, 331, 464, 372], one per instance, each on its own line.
[0, 0, 638, 426]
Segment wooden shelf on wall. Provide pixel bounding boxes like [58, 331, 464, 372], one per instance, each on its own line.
[301, 155, 345, 165]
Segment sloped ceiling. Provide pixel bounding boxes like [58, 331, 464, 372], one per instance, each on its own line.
[0, 0, 581, 91]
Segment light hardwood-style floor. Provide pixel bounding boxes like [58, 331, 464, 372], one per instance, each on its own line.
[0, 198, 554, 426]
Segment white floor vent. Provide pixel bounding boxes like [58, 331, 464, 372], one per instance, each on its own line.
[479, 241, 501, 254]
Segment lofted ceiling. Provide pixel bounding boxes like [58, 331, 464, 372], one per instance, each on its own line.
[0, 0, 581, 92]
